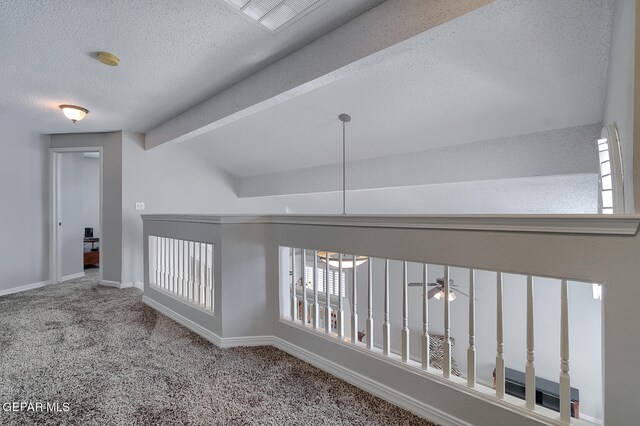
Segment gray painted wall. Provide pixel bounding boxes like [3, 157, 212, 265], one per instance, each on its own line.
[50, 132, 122, 284]
[603, 0, 635, 213]
[121, 132, 286, 286]
[59, 153, 84, 278]
[0, 121, 49, 291]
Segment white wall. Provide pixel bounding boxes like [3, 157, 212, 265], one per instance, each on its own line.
[277, 174, 599, 214]
[239, 124, 601, 198]
[0, 121, 49, 292]
[121, 132, 286, 286]
[59, 153, 84, 278]
[82, 155, 100, 238]
[603, 0, 635, 213]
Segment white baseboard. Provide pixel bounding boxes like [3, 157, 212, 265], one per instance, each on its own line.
[61, 272, 85, 282]
[271, 337, 469, 426]
[120, 281, 144, 290]
[142, 295, 222, 346]
[219, 335, 273, 348]
[100, 280, 121, 288]
[0, 280, 51, 297]
[142, 296, 274, 349]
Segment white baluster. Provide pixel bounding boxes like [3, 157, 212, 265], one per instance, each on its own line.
[170, 239, 174, 292]
[176, 240, 181, 296]
[422, 263, 430, 370]
[337, 253, 344, 339]
[366, 258, 374, 350]
[560, 279, 571, 422]
[401, 261, 409, 363]
[155, 237, 160, 286]
[302, 249, 308, 325]
[209, 245, 214, 311]
[164, 237, 169, 290]
[443, 266, 452, 378]
[468, 268, 476, 387]
[496, 272, 505, 398]
[190, 242, 196, 302]
[383, 259, 391, 356]
[203, 242, 209, 307]
[173, 239, 178, 293]
[182, 240, 187, 297]
[325, 253, 331, 334]
[313, 250, 319, 329]
[351, 254, 358, 344]
[291, 248, 297, 321]
[525, 275, 536, 409]
[196, 243, 201, 305]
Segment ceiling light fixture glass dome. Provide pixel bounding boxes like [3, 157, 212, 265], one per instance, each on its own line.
[59, 105, 89, 123]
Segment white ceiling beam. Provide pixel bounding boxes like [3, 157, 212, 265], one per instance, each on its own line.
[144, 0, 493, 150]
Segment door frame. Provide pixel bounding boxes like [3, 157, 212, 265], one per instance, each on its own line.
[50, 147, 104, 284]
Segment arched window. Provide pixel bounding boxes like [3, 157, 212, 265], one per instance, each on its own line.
[597, 125, 624, 214]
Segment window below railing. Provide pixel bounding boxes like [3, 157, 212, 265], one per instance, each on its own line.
[149, 236, 214, 313]
[280, 247, 603, 425]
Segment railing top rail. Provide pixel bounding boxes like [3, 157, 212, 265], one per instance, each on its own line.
[141, 214, 640, 236]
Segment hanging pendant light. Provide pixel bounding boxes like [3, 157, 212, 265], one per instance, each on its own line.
[339, 113, 351, 215]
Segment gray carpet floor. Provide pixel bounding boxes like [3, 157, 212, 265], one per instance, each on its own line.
[0, 269, 435, 425]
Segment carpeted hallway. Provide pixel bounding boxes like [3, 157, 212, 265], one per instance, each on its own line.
[0, 270, 434, 425]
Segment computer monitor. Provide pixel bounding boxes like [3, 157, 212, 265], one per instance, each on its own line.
[85, 228, 93, 238]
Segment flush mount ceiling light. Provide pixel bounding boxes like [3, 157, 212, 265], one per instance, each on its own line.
[96, 51, 119, 66]
[223, 0, 328, 32]
[59, 105, 89, 123]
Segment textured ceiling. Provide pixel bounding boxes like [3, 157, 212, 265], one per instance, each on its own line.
[0, 0, 383, 133]
[188, 0, 614, 177]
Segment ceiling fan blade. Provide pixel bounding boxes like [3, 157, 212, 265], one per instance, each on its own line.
[427, 287, 441, 299]
[408, 282, 423, 287]
[455, 289, 470, 297]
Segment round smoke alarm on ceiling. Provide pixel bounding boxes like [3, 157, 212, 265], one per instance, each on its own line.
[96, 51, 119, 66]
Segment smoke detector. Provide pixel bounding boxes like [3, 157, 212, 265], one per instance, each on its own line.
[223, 0, 328, 33]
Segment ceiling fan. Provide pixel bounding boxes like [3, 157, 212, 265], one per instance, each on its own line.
[408, 278, 471, 301]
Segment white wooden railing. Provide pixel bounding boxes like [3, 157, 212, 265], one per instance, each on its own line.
[149, 236, 214, 312]
[141, 214, 640, 426]
[282, 247, 589, 424]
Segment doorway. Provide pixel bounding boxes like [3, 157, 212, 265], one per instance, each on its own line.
[50, 147, 103, 284]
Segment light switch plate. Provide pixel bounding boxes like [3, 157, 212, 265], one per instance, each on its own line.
[135, 202, 145, 211]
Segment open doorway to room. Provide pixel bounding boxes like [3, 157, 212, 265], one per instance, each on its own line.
[50, 147, 103, 284]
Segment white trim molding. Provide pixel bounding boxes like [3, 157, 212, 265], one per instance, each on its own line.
[141, 214, 640, 235]
[0, 280, 51, 297]
[142, 295, 270, 348]
[120, 281, 144, 290]
[271, 336, 471, 426]
[61, 272, 85, 282]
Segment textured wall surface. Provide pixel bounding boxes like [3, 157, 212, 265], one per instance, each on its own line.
[0, 121, 49, 291]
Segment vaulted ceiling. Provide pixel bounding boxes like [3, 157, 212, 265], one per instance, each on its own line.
[186, 0, 614, 177]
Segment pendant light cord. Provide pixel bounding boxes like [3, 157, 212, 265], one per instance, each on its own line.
[342, 120, 346, 215]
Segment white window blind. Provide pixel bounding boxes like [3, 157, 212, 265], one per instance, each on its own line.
[304, 266, 346, 297]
